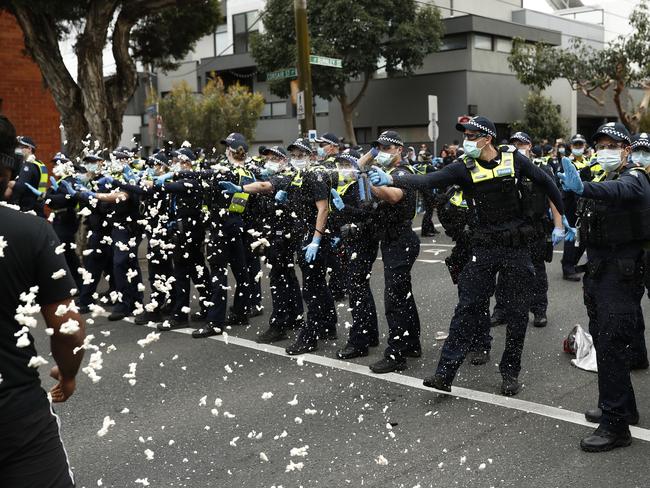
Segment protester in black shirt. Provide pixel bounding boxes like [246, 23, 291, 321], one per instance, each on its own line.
[0, 114, 85, 488]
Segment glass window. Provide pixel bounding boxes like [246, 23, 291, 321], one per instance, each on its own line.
[260, 103, 272, 118]
[216, 24, 228, 55]
[246, 11, 259, 31]
[271, 101, 287, 117]
[233, 10, 259, 54]
[233, 13, 246, 34]
[314, 96, 329, 115]
[495, 37, 512, 53]
[474, 34, 492, 50]
[355, 127, 372, 145]
[439, 34, 467, 52]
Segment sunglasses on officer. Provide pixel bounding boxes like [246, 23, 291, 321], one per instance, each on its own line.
[464, 131, 487, 141]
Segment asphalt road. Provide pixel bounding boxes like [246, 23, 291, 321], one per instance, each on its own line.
[28, 216, 650, 488]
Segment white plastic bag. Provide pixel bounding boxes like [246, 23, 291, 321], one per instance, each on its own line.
[570, 325, 598, 372]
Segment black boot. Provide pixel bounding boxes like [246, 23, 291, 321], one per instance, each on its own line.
[225, 312, 249, 326]
[158, 315, 188, 331]
[257, 327, 288, 344]
[108, 310, 128, 321]
[369, 357, 407, 374]
[135, 310, 163, 325]
[422, 374, 451, 392]
[533, 313, 548, 328]
[585, 407, 639, 425]
[336, 344, 368, 360]
[501, 376, 520, 396]
[286, 337, 317, 355]
[490, 310, 506, 327]
[580, 426, 632, 452]
[192, 322, 223, 338]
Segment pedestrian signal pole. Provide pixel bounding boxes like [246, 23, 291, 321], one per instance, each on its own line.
[294, 0, 315, 137]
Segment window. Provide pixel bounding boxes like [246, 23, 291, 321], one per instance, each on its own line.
[215, 24, 228, 55]
[260, 101, 288, 119]
[233, 10, 259, 54]
[495, 37, 512, 53]
[314, 96, 329, 115]
[473, 34, 493, 50]
[439, 34, 467, 52]
[354, 128, 373, 145]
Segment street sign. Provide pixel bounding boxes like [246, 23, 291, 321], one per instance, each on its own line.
[309, 55, 342, 68]
[297, 91, 306, 120]
[267, 67, 298, 81]
[307, 129, 318, 141]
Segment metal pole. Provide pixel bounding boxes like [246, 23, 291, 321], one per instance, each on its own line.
[294, 0, 315, 137]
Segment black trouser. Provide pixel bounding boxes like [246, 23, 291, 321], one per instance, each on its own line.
[583, 257, 645, 432]
[562, 209, 586, 274]
[381, 229, 421, 361]
[145, 228, 175, 312]
[206, 224, 251, 324]
[295, 237, 337, 343]
[0, 404, 75, 488]
[436, 245, 533, 382]
[421, 190, 437, 235]
[53, 222, 82, 289]
[111, 225, 143, 314]
[267, 234, 304, 329]
[243, 231, 263, 312]
[494, 235, 549, 317]
[79, 229, 113, 307]
[345, 237, 380, 351]
[171, 217, 211, 318]
[327, 244, 348, 299]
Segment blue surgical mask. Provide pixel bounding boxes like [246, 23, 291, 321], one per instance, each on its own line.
[85, 163, 98, 173]
[146, 167, 156, 178]
[597, 149, 623, 173]
[77, 174, 90, 185]
[631, 150, 650, 169]
[558, 147, 566, 155]
[317, 147, 326, 158]
[572, 148, 584, 157]
[374, 151, 394, 167]
[462, 140, 483, 159]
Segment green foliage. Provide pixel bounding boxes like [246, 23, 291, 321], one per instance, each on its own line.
[507, 1, 650, 131]
[639, 110, 650, 133]
[510, 92, 568, 142]
[250, 0, 444, 101]
[158, 78, 265, 150]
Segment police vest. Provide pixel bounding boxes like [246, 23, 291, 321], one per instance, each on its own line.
[387, 164, 417, 218]
[229, 166, 255, 214]
[520, 159, 550, 220]
[462, 150, 521, 224]
[579, 168, 650, 247]
[33, 160, 48, 192]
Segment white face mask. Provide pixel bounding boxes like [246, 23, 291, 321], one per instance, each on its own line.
[462, 140, 483, 159]
[84, 163, 98, 174]
[597, 149, 623, 173]
[375, 151, 394, 167]
[631, 150, 650, 168]
[171, 163, 181, 172]
[264, 161, 282, 175]
[291, 159, 308, 170]
[517, 148, 528, 157]
[572, 148, 584, 157]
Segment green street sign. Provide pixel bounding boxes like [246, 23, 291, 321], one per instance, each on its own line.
[309, 55, 342, 68]
[267, 67, 298, 81]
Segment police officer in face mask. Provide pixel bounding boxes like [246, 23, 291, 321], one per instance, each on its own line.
[629, 133, 650, 171]
[370, 116, 568, 394]
[315, 132, 340, 169]
[558, 122, 650, 452]
[10, 136, 48, 217]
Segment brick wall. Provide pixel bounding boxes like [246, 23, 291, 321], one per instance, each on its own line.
[0, 11, 61, 167]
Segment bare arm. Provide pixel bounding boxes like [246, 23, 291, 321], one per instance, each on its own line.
[314, 199, 329, 240]
[371, 185, 404, 204]
[42, 298, 85, 402]
[242, 181, 274, 194]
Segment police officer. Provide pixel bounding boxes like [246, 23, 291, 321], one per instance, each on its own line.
[359, 130, 422, 374]
[315, 132, 341, 168]
[370, 117, 567, 394]
[490, 132, 570, 329]
[155, 148, 212, 331]
[220, 137, 337, 355]
[558, 122, 650, 452]
[255, 145, 305, 343]
[11, 135, 48, 216]
[562, 134, 593, 281]
[330, 151, 381, 359]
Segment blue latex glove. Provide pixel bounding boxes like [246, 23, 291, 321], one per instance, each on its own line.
[155, 173, 174, 187]
[368, 165, 392, 186]
[369, 147, 379, 159]
[49, 176, 59, 192]
[275, 190, 288, 203]
[557, 157, 584, 194]
[23, 182, 43, 197]
[330, 188, 345, 210]
[78, 191, 96, 202]
[551, 227, 566, 246]
[331, 237, 341, 249]
[303, 236, 321, 263]
[60, 180, 77, 196]
[562, 215, 577, 242]
[219, 181, 243, 194]
[98, 176, 114, 187]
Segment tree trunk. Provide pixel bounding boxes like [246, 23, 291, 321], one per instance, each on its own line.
[336, 73, 372, 146]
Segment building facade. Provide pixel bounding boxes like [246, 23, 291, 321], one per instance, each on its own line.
[147, 0, 629, 152]
[0, 12, 61, 165]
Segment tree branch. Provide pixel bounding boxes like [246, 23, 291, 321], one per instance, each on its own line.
[348, 72, 371, 111]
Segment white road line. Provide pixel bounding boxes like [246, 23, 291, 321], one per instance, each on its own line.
[419, 242, 565, 254]
[158, 326, 650, 442]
